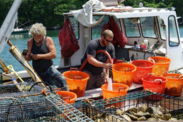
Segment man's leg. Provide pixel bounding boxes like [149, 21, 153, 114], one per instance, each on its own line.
[83, 69, 96, 90]
[37, 71, 52, 85]
[95, 70, 106, 88]
[50, 66, 68, 91]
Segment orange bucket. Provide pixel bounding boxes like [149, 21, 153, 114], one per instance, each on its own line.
[112, 63, 136, 87]
[162, 72, 183, 96]
[148, 56, 171, 76]
[131, 60, 154, 84]
[142, 73, 167, 100]
[53, 88, 77, 104]
[101, 83, 129, 108]
[101, 83, 129, 99]
[63, 68, 89, 97]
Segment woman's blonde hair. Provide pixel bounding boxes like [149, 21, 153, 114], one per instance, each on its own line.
[30, 23, 46, 36]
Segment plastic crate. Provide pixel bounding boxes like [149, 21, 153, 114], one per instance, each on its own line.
[81, 91, 183, 121]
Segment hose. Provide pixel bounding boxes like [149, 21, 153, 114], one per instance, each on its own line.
[80, 50, 112, 71]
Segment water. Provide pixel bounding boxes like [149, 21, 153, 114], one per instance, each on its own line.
[0, 27, 183, 72]
[0, 30, 61, 71]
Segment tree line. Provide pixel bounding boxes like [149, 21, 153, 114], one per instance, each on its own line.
[0, 0, 182, 28]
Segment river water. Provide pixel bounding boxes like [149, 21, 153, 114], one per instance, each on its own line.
[0, 27, 183, 71]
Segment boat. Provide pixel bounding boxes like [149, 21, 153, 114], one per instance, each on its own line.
[12, 27, 29, 34]
[0, 0, 183, 100]
[1, 1, 183, 121]
[11, 10, 29, 34]
[46, 24, 61, 30]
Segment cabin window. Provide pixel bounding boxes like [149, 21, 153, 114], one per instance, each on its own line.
[113, 16, 121, 29]
[140, 17, 157, 38]
[157, 17, 166, 40]
[91, 16, 121, 39]
[124, 18, 140, 37]
[69, 17, 79, 39]
[168, 16, 179, 47]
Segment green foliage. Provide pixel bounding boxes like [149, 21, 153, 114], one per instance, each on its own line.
[0, 0, 14, 25]
[0, 0, 182, 28]
[158, 2, 167, 8]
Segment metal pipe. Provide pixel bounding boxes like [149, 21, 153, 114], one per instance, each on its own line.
[0, 58, 10, 74]
[0, 0, 22, 53]
[7, 40, 46, 88]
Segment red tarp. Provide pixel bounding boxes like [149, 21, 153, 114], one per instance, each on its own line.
[101, 16, 127, 49]
[58, 18, 79, 58]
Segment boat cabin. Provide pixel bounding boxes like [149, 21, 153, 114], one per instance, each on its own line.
[59, 5, 183, 72]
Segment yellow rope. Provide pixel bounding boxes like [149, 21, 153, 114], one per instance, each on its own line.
[7, 65, 24, 83]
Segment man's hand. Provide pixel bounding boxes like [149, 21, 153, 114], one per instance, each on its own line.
[31, 54, 40, 60]
[105, 76, 109, 83]
[103, 63, 112, 69]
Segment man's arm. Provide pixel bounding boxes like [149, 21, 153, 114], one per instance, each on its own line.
[87, 54, 112, 69]
[25, 39, 33, 61]
[105, 58, 113, 80]
[31, 37, 56, 60]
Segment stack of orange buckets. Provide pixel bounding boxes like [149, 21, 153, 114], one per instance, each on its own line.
[110, 56, 183, 98]
[101, 63, 136, 101]
[148, 56, 183, 97]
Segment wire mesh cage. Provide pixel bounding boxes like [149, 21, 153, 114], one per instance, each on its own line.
[0, 92, 94, 122]
[81, 91, 183, 121]
[0, 82, 45, 98]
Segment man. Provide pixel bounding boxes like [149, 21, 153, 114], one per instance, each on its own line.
[81, 29, 115, 90]
[25, 23, 68, 90]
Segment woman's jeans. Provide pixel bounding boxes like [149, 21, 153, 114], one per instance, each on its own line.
[37, 65, 68, 91]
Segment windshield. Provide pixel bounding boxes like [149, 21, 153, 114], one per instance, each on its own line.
[140, 17, 157, 38]
[168, 15, 179, 46]
[69, 17, 79, 39]
[158, 17, 166, 40]
[124, 18, 140, 37]
[124, 17, 158, 38]
[92, 15, 121, 39]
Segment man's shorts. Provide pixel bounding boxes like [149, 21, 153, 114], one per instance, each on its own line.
[83, 69, 106, 90]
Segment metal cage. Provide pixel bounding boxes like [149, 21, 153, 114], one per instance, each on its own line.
[81, 91, 183, 121]
[0, 93, 94, 122]
[0, 82, 44, 98]
[0, 83, 93, 122]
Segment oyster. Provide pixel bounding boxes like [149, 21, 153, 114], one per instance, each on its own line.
[137, 116, 146, 121]
[165, 108, 169, 114]
[147, 118, 156, 121]
[125, 113, 138, 120]
[146, 106, 163, 116]
[97, 113, 107, 118]
[127, 107, 138, 113]
[95, 119, 105, 122]
[158, 118, 164, 121]
[157, 105, 163, 112]
[116, 109, 123, 116]
[138, 105, 147, 112]
[169, 118, 178, 121]
[134, 111, 151, 117]
[122, 114, 132, 121]
[161, 114, 171, 120]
